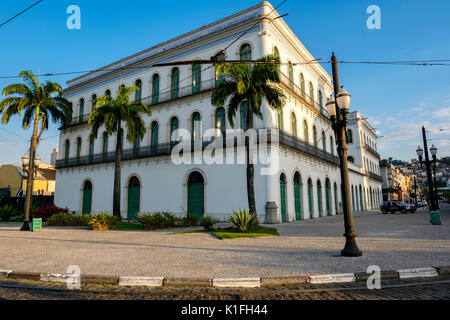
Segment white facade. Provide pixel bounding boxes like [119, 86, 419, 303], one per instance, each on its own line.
[55, 2, 366, 222]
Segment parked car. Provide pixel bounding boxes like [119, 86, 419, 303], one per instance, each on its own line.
[416, 200, 426, 208]
[380, 201, 417, 214]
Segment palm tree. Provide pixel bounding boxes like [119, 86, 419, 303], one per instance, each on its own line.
[88, 85, 151, 220]
[211, 54, 286, 214]
[0, 70, 72, 230]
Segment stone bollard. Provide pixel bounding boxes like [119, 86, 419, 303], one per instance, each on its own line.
[265, 201, 280, 224]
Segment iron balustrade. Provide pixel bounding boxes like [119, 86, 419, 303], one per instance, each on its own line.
[364, 170, 383, 182]
[56, 129, 340, 169]
[364, 143, 380, 158]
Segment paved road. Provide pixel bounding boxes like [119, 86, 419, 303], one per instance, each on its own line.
[0, 277, 449, 300]
[0, 204, 449, 278]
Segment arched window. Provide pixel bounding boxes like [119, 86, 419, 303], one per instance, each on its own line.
[127, 177, 141, 219]
[64, 140, 70, 166]
[317, 180, 323, 217]
[308, 178, 313, 218]
[102, 132, 108, 161]
[191, 112, 201, 146]
[76, 137, 82, 164]
[303, 120, 309, 143]
[309, 82, 315, 105]
[82, 181, 92, 215]
[318, 90, 323, 108]
[277, 108, 283, 130]
[288, 62, 294, 88]
[152, 74, 160, 104]
[78, 99, 84, 123]
[215, 52, 226, 87]
[294, 172, 302, 220]
[330, 136, 334, 155]
[187, 171, 205, 218]
[240, 44, 252, 61]
[346, 129, 353, 144]
[105, 90, 111, 97]
[273, 47, 280, 72]
[88, 137, 94, 163]
[348, 156, 355, 163]
[300, 73, 305, 99]
[313, 126, 318, 147]
[133, 131, 140, 157]
[135, 79, 142, 102]
[91, 94, 97, 113]
[359, 185, 364, 211]
[170, 117, 179, 149]
[291, 113, 297, 137]
[192, 63, 201, 94]
[215, 108, 226, 139]
[280, 174, 287, 222]
[334, 183, 339, 215]
[322, 131, 326, 151]
[240, 101, 249, 131]
[325, 179, 331, 216]
[151, 121, 159, 154]
[171, 68, 179, 99]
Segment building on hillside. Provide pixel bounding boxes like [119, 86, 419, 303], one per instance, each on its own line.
[0, 163, 56, 197]
[345, 111, 383, 211]
[380, 159, 414, 203]
[54, 1, 382, 222]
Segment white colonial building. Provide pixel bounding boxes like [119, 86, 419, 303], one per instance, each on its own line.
[346, 111, 383, 211]
[55, 2, 379, 223]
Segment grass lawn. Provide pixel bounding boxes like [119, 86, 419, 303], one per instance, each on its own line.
[112, 221, 144, 230]
[171, 226, 279, 239]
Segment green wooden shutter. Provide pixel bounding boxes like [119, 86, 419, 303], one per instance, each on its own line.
[308, 181, 313, 218]
[334, 185, 338, 214]
[88, 138, 94, 163]
[64, 141, 70, 166]
[79, 100, 84, 123]
[152, 75, 159, 104]
[151, 122, 158, 154]
[171, 69, 179, 99]
[326, 184, 331, 216]
[294, 182, 302, 220]
[317, 183, 322, 217]
[192, 64, 201, 94]
[170, 118, 179, 150]
[76, 138, 82, 164]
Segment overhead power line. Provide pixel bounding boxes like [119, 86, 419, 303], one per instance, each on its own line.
[0, 0, 43, 28]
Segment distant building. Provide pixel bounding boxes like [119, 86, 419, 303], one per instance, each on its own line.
[50, 148, 59, 167]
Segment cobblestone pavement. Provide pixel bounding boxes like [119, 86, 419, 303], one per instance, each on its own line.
[0, 277, 449, 300]
[0, 204, 449, 278]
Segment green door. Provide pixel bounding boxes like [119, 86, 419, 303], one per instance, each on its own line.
[317, 182, 323, 217]
[308, 180, 313, 218]
[326, 183, 331, 216]
[334, 184, 338, 215]
[294, 182, 301, 220]
[280, 176, 287, 222]
[188, 183, 204, 218]
[127, 177, 140, 219]
[82, 182, 92, 214]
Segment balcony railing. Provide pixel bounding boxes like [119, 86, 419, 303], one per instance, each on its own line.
[278, 72, 329, 117]
[56, 129, 340, 169]
[364, 143, 380, 158]
[365, 170, 383, 182]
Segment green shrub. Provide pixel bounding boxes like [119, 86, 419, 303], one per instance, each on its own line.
[88, 213, 118, 231]
[181, 209, 200, 227]
[137, 212, 181, 230]
[200, 214, 216, 231]
[228, 209, 258, 233]
[0, 205, 20, 222]
[47, 213, 90, 226]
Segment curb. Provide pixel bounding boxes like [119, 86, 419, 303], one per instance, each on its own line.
[0, 266, 448, 288]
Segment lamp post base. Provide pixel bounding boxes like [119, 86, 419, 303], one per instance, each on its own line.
[430, 211, 442, 225]
[341, 235, 363, 257]
[20, 221, 31, 231]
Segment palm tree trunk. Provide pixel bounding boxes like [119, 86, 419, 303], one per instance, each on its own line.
[246, 106, 257, 215]
[113, 123, 122, 221]
[22, 116, 39, 231]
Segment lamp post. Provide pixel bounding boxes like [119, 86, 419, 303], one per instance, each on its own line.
[416, 127, 441, 225]
[430, 144, 440, 209]
[326, 53, 362, 257]
[20, 153, 40, 231]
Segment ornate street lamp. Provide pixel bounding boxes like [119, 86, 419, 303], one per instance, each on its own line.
[430, 144, 439, 209]
[416, 128, 441, 225]
[327, 53, 362, 257]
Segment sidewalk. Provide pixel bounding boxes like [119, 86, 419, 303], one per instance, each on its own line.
[0, 205, 449, 278]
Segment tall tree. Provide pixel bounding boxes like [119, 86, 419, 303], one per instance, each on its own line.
[0, 70, 72, 230]
[211, 54, 286, 214]
[88, 85, 151, 220]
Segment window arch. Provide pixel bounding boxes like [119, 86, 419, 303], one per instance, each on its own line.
[64, 140, 70, 165]
[152, 74, 160, 104]
[348, 156, 355, 163]
[78, 99, 84, 123]
[171, 68, 179, 99]
[322, 131, 326, 151]
[330, 136, 334, 155]
[346, 129, 353, 144]
[318, 90, 323, 108]
[187, 171, 205, 218]
[82, 180, 93, 215]
[105, 90, 111, 96]
[215, 52, 226, 87]
[308, 178, 313, 218]
[309, 82, 315, 105]
[169, 117, 179, 149]
[91, 94, 97, 113]
[303, 120, 309, 143]
[76, 137, 82, 164]
[88, 136, 94, 163]
[192, 63, 201, 94]
[280, 173, 287, 222]
[215, 108, 226, 139]
[239, 43, 252, 61]
[191, 112, 201, 143]
[288, 62, 294, 88]
[150, 121, 159, 154]
[300, 73, 305, 99]
[291, 113, 297, 137]
[313, 126, 318, 147]
[293, 172, 303, 220]
[127, 176, 141, 219]
[317, 179, 323, 217]
[325, 179, 331, 216]
[135, 79, 142, 102]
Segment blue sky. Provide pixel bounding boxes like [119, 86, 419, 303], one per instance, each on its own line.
[0, 0, 449, 165]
